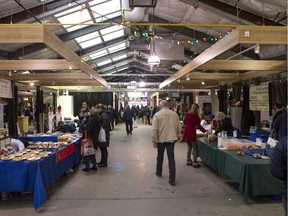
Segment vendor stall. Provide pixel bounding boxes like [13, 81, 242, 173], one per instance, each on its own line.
[0, 136, 81, 209]
[198, 137, 282, 200]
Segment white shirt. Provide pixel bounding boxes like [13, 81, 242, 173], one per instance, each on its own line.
[11, 139, 25, 152]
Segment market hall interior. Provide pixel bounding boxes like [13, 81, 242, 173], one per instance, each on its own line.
[0, 123, 284, 216]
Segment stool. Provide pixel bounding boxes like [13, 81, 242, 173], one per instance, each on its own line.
[143, 116, 148, 124]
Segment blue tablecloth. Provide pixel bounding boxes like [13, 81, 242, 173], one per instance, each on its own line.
[18, 134, 60, 142]
[0, 138, 81, 208]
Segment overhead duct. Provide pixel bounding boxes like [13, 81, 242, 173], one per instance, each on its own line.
[121, 0, 146, 22]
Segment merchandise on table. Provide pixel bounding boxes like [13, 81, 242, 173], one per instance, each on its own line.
[219, 138, 255, 149]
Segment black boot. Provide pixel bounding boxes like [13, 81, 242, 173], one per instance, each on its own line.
[82, 167, 90, 172]
[91, 164, 98, 171]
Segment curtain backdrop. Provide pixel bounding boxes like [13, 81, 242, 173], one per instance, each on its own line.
[218, 84, 227, 114]
[232, 81, 242, 104]
[70, 92, 113, 117]
[241, 84, 255, 135]
[269, 80, 287, 110]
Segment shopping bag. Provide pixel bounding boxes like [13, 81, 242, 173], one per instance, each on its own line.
[81, 138, 95, 156]
[133, 119, 138, 128]
[98, 127, 106, 142]
[81, 131, 95, 156]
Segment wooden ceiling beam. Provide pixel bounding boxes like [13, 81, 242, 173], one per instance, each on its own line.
[198, 60, 287, 71]
[159, 28, 240, 89]
[43, 27, 109, 87]
[0, 73, 88, 81]
[0, 26, 44, 43]
[241, 71, 283, 80]
[0, 60, 79, 70]
[238, 26, 287, 44]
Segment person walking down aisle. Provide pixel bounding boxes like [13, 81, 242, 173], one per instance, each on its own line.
[83, 106, 101, 172]
[98, 104, 110, 168]
[152, 100, 181, 186]
[183, 103, 207, 168]
[123, 105, 134, 135]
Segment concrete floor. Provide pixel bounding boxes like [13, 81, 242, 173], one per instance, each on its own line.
[0, 123, 284, 216]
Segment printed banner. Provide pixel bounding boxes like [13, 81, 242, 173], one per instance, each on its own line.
[56, 143, 76, 163]
[0, 79, 12, 99]
[249, 84, 269, 111]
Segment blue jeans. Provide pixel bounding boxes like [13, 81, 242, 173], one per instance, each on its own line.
[156, 142, 176, 181]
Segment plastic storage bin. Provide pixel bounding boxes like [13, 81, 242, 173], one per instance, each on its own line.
[243, 147, 263, 156]
[250, 133, 269, 142]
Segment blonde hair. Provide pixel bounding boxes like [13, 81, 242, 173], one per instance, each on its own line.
[190, 103, 200, 113]
[216, 112, 226, 120]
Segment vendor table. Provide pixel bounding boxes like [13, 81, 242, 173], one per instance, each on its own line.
[0, 138, 81, 209]
[18, 134, 60, 142]
[198, 137, 282, 200]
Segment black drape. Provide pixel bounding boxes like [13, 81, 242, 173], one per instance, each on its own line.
[269, 80, 287, 110]
[232, 81, 242, 104]
[70, 92, 113, 117]
[8, 82, 18, 137]
[218, 84, 228, 114]
[241, 84, 255, 135]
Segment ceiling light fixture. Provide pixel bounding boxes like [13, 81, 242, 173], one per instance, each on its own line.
[254, 44, 260, 54]
[139, 81, 146, 87]
[186, 75, 190, 81]
[8, 71, 12, 76]
[201, 81, 205, 85]
[148, 38, 160, 65]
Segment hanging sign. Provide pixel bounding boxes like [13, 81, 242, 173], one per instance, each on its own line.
[0, 79, 12, 99]
[249, 84, 269, 111]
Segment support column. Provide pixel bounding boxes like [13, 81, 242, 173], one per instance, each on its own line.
[7, 82, 18, 137]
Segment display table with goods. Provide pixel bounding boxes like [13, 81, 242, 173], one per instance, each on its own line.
[198, 137, 282, 200]
[18, 133, 61, 142]
[0, 134, 82, 209]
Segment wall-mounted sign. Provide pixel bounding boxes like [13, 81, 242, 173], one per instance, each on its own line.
[0, 79, 12, 99]
[249, 84, 269, 111]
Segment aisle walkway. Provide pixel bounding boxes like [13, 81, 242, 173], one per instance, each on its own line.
[0, 122, 284, 216]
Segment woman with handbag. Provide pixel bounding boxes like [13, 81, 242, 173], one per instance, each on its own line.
[97, 104, 110, 167]
[83, 106, 102, 172]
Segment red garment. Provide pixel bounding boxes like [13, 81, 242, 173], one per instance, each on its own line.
[183, 112, 206, 142]
[211, 119, 222, 130]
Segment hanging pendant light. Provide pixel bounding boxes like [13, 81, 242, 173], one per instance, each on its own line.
[148, 39, 160, 65]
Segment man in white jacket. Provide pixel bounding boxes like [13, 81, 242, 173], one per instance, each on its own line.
[152, 100, 181, 186]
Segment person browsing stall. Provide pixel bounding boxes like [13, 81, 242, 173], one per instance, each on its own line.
[183, 103, 207, 168]
[213, 112, 234, 137]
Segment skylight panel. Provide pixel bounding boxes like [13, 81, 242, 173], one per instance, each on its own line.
[90, 50, 108, 59]
[57, 10, 91, 25]
[112, 54, 127, 61]
[75, 32, 99, 43]
[89, 0, 109, 7]
[66, 21, 93, 32]
[97, 59, 112, 67]
[118, 66, 129, 72]
[100, 25, 123, 35]
[90, 0, 120, 16]
[95, 11, 122, 22]
[55, 6, 82, 18]
[79, 37, 102, 49]
[103, 30, 124, 41]
[108, 42, 126, 53]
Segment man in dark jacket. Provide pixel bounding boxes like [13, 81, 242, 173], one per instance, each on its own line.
[269, 136, 287, 214]
[97, 104, 110, 167]
[123, 105, 134, 135]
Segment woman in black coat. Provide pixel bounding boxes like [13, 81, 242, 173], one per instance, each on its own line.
[97, 104, 110, 167]
[84, 106, 101, 172]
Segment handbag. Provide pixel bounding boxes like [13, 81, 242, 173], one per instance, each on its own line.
[98, 127, 106, 142]
[81, 131, 95, 156]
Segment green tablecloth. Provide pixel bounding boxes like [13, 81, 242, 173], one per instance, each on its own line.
[198, 137, 282, 200]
